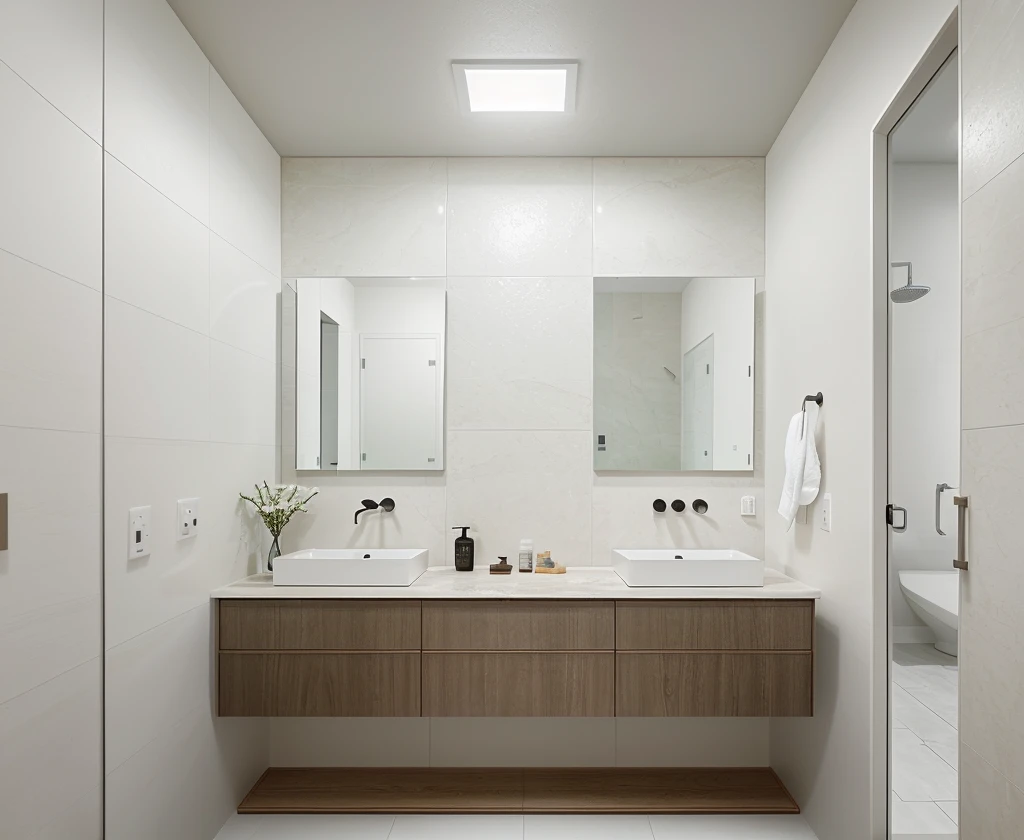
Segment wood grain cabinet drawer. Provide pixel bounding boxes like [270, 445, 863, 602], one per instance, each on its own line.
[615, 600, 814, 651]
[616, 652, 813, 717]
[219, 600, 421, 650]
[422, 601, 614, 651]
[219, 652, 420, 716]
[422, 653, 614, 717]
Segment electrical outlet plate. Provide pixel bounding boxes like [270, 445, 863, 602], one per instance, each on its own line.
[177, 498, 200, 539]
[129, 506, 151, 559]
[820, 493, 832, 532]
[740, 495, 756, 517]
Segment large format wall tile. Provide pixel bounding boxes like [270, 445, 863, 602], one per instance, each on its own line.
[0, 659, 102, 840]
[614, 718, 768, 766]
[0, 0, 103, 142]
[0, 250, 101, 432]
[209, 340, 277, 446]
[0, 61, 101, 288]
[270, 719, 430, 767]
[210, 69, 281, 275]
[104, 299, 210, 441]
[446, 276, 592, 431]
[445, 430, 592, 565]
[960, 743, 1024, 839]
[104, 0, 210, 223]
[446, 158, 593, 277]
[104, 155, 210, 334]
[962, 0, 1024, 199]
[429, 719, 615, 767]
[282, 158, 447, 277]
[210, 234, 280, 362]
[593, 157, 764, 277]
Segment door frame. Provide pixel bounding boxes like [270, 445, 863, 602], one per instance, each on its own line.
[869, 9, 959, 837]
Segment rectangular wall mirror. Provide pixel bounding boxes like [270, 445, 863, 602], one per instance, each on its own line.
[290, 277, 446, 471]
[593, 277, 755, 472]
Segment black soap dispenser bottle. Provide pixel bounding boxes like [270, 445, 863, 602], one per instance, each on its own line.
[452, 526, 475, 572]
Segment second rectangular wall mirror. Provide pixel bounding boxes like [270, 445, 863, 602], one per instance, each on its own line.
[593, 277, 755, 472]
[290, 277, 446, 471]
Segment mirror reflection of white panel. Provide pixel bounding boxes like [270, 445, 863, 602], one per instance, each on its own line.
[593, 276, 754, 472]
[360, 336, 440, 470]
[291, 277, 446, 472]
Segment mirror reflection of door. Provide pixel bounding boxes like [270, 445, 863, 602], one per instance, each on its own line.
[682, 334, 715, 470]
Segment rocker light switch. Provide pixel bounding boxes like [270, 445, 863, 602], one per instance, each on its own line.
[129, 506, 151, 559]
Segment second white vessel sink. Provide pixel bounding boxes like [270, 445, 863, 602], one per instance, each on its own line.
[272, 548, 429, 587]
[612, 549, 764, 588]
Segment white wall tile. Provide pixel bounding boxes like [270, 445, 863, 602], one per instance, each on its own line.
[210, 341, 277, 446]
[104, 154, 210, 334]
[0, 0, 103, 142]
[0, 250, 101, 432]
[211, 235, 280, 361]
[104, 298, 210, 441]
[35, 783, 102, 840]
[210, 69, 281, 275]
[594, 157, 764, 277]
[428, 718, 615, 767]
[961, 742, 1024, 837]
[282, 157, 447, 277]
[270, 718, 430, 767]
[447, 158, 593, 277]
[592, 484, 765, 565]
[446, 276, 592, 431]
[445, 430, 592, 565]
[0, 61, 101, 288]
[614, 718, 768, 766]
[962, 0, 1024, 198]
[104, 0, 210, 223]
[0, 659, 102, 840]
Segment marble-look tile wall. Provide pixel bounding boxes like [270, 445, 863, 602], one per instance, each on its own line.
[960, 0, 1024, 834]
[102, 0, 280, 837]
[279, 155, 765, 768]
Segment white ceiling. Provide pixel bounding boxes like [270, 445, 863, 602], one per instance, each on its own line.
[891, 51, 958, 164]
[167, 0, 856, 157]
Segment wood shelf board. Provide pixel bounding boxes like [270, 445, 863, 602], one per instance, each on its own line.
[238, 767, 800, 815]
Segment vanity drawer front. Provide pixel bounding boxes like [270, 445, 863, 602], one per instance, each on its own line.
[422, 601, 614, 651]
[616, 652, 813, 717]
[218, 652, 420, 716]
[218, 599, 421, 650]
[615, 600, 814, 651]
[422, 653, 614, 716]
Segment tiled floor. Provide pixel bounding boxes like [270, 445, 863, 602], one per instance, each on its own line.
[214, 813, 820, 838]
[892, 643, 958, 837]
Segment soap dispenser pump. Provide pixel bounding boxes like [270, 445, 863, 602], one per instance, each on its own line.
[452, 526, 475, 572]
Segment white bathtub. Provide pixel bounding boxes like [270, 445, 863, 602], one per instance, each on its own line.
[899, 570, 959, 657]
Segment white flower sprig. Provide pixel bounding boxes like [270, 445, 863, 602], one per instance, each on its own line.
[239, 482, 318, 540]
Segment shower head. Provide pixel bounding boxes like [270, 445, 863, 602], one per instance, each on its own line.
[890, 261, 930, 303]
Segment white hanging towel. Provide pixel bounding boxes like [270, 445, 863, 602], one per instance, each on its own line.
[778, 402, 821, 531]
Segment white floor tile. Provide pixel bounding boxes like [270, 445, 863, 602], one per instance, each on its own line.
[891, 798, 958, 835]
[388, 814, 524, 840]
[892, 730, 959, 802]
[525, 814, 653, 839]
[215, 813, 395, 839]
[892, 685, 957, 745]
[936, 800, 958, 826]
[649, 814, 818, 838]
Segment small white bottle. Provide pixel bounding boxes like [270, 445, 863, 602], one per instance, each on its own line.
[518, 539, 534, 573]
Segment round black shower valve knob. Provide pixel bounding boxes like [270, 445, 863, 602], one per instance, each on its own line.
[692, 499, 709, 515]
[671, 499, 686, 513]
[653, 499, 667, 513]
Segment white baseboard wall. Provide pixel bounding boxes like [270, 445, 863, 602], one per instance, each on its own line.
[892, 625, 937, 645]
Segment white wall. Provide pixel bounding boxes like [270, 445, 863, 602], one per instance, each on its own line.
[102, 0, 281, 837]
[279, 155, 767, 769]
[889, 164, 960, 632]
[0, 1, 103, 836]
[764, 2, 956, 839]
[680, 277, 755, 470]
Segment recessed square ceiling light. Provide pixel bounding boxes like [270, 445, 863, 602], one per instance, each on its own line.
[452, 61, 578, 113]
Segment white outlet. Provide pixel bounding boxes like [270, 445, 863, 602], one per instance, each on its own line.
[177, 498, 200, 539]
[128, 506, 151, 559]
[740, 495, 756, 516]
[820, 493, 832, 532]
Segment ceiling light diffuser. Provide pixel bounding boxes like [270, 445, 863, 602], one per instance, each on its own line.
[452, 61, 578, 113]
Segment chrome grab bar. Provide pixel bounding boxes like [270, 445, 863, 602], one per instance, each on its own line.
[954, 496, 969, 571]
[935, 483, 953, 536]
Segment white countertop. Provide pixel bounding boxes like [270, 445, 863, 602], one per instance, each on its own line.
[211, 566, 820, 600]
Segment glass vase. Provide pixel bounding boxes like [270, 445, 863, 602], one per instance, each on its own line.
[267, 535, 281, 574]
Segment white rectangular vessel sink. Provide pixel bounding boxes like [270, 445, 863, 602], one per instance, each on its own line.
[272, 549, 429, 587]
[612, 549, 764, 588]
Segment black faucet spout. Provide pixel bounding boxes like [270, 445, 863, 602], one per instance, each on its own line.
[354, 499, 379, 525]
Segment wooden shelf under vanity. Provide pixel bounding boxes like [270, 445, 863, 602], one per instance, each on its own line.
[217, 597, 814, 718]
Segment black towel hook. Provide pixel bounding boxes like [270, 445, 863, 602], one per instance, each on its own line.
[800, 392, 823, 439]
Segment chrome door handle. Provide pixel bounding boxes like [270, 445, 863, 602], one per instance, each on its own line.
[887, 503, 908, 533]
[935, 483, 953, 535]
[954, 496, 969, 571]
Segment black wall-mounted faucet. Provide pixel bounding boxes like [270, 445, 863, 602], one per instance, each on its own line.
[354, 497, 395, 524]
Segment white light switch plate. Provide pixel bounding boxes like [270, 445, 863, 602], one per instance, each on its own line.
[740, 495, 756, 516]
[177, 497, 200, 540]
[820, 493, 832, 532]
[129, 506, 151, 559]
